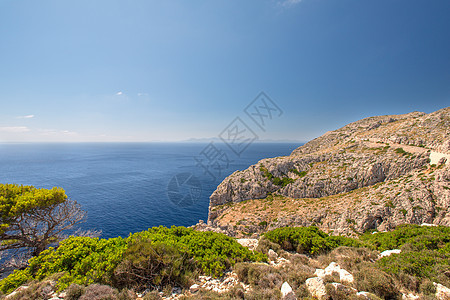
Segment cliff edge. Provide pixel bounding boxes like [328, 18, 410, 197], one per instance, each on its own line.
[205, 107, 450, 237]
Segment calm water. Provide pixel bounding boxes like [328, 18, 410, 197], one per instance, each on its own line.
[0, 142, 300, 238]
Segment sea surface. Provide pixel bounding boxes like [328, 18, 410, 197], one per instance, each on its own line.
[0, 142, 301, 239]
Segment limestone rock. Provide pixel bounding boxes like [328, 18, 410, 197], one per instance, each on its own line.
[434, 282, 450, 300]
[236, 238, 259, 251]
[315, 262, 354, 284]
[207, 108, 450, 238]
[305, 277, 327, 299]
[189, 284, 200, 293]
[402, 292, 420, 299]
[281, 282, 296, 300]
[6, 286, 29, 299]
[357, 291, 382, 299]
[268, 249, 278, 261]
[378, 249, 401, 259]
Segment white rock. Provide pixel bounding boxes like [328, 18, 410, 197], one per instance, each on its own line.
[236, 238, 259, 250]
[434, 282, 450, 300]
[421, 223, 437, 227]
[189, 284, 200, 292]
[281, 282, 296, 300]
[6, 286, 29, 299]
[314, 268, 326, 277]
[268, 249, 278, 260]
[402, 292, 420, 299]
[356, 291, 372, 299]
[305, 277, 327, 300]
[339, 268, 354, 284]
[378, 249, 402, 259]
[316, 262, 354, 284]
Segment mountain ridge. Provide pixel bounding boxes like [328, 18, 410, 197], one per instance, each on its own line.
[203, 107, 450, 237]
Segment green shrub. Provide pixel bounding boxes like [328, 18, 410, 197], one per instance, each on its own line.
[355, 263, 400, 299]
[0, 268, 31, 294]
[272, 177, 294, 187]
[65, 283, 86, 300]
[128, 226, 267, 277]
[290, 169, 307, 177]
[264, 226, 364, 255]
[0, 226, 266, 294]
[114, 240, 196, 290]
[360, 224, 450, 251]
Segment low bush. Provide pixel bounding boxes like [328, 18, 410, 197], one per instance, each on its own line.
[127, 226, 267, 277]
[65, 283, 86, 300]
[0, 226, 266, 294]
[354, 263, 400, 300]
[263, 226, 364, 255]
[114, 240, 196, 290]
[360, 224, 450, 251]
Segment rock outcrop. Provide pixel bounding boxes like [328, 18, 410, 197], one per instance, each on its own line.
[207, 107, 450, 237]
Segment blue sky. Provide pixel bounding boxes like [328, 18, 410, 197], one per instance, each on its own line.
[0, 0, 449, 142]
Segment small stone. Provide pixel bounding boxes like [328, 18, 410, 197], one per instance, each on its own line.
[268, 249, 278, 260]
[189, 284, 200, 293]
[356, 291, 373, 299]
[378, 249, 401, 259]
[402, 292, 420, 299]
[281, 282, 296, 300]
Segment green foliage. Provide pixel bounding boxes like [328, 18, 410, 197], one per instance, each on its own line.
[259, 166, 273, 180]
[0, 183, 85, 255]
[0, 184, 67, 227]
[377, 249, 449, 280]
[394, 147, 412, 157]
[0, 268, 31, 294]
[0, 226, 266, 294]
[263, 226, 364, 255]
[355, 263, 400, 299]
[114, 239, 196, 290]
[361, 224, 450, 288]
[289, 169, 307, 177]
[128, 226, 267, 277]
[360, 224, 450, 251]
[259, 166, 294, 187]
[272, 177, 294, 187]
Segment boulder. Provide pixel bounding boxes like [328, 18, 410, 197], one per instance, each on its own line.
[434, 282, 450, 300]
[281, 282, 296, 300]
[305, 277, 327, 299]
[314, 262, 354, 284]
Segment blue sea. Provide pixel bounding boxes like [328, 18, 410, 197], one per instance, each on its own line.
[0, 142, 300, 239]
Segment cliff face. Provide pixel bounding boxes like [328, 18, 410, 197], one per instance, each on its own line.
[206, 107, 450, 237]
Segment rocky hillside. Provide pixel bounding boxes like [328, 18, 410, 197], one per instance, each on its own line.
[206, 107, 450, 237]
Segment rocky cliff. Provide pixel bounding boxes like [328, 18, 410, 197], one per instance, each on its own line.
[205, 107, 450, 237]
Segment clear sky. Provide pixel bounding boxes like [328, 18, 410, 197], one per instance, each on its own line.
[0, 0, 449, 142]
